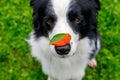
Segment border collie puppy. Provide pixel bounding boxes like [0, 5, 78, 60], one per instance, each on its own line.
[28, 0, 101, 80]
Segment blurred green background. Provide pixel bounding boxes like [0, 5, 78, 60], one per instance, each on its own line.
[0, 0, 120, 80]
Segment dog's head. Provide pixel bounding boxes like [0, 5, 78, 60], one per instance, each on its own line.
[30, 0, 100, 58]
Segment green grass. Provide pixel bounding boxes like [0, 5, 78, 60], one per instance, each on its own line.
[0, 0, 120, 80]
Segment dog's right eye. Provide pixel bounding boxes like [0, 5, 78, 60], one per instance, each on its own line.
[44, 16, 55, 26]
[46, 18, 54, 26]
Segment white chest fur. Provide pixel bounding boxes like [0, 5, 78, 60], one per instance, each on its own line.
[28, 35, 91, 80]
[42, 53, 89, 80]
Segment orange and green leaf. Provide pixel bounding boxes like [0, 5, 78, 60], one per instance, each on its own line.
[50, 33, 71, 46]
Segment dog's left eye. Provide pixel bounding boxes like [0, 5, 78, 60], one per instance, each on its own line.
[73, 17, 81, 24]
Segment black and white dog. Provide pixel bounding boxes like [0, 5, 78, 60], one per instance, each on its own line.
[28, 0, 101, 80]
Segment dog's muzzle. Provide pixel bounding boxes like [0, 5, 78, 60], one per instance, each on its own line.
[55, 44, 71, 55]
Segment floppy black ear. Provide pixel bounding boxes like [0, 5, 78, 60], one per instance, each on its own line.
[30, 0, 49, 37]
[94, 0, 100, 10]
[30, 0, 44, 12]
[30, 0, 34, 6]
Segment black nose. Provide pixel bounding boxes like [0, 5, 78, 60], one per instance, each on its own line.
[55, 44, 71, 55]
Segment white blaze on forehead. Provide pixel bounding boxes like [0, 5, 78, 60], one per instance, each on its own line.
[49, 0, 77, 41]
[49, 0, 80, 58]
[51, 0, 71, 18]
[49, 0, 79, 50]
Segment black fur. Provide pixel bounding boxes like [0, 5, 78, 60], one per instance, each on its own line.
[31, 0, 51, 37]
[30, 0, 100, 59]
[30, 0, 101, 79]
[31, 0, 100, 38]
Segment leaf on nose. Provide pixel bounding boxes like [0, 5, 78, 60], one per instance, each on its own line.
[50, 33, 71, 46]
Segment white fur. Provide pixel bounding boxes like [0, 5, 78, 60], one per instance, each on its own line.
[28, 0, 100, 80]
[28, 33, 92, 80]
[89, 58, 97, 68]
[49, 0, 79, 57]
[51, 0, 71, 19]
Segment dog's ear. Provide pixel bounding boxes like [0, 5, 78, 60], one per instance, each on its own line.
[94, 0, 100, 10]
[30, 0, 48, 8]
[30, 0, 49, 37]
[30, 0, 41, 7]
[30, 0, 34, 7]
[30, 0, 41, 12]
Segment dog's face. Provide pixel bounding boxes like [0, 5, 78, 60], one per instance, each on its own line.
[31, 0, 100, 58]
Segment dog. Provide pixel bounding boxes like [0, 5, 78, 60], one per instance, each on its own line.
[28, 0, 101, 80]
